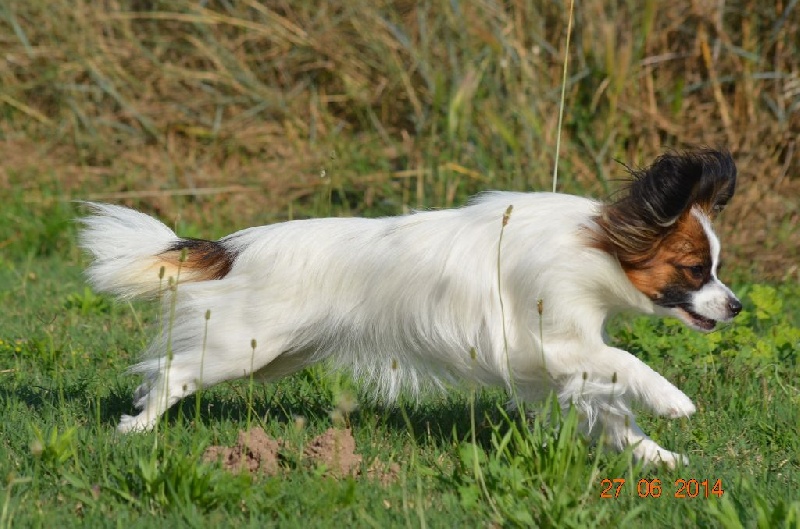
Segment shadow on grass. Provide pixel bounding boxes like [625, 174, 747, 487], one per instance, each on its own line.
[3, 370, 520, 450]
[89, 382, 509, 449]
[173, 388, 507, 447]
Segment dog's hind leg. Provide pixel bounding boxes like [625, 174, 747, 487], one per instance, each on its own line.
[117, 356, 203, 432]
[117, 339, 310, 432]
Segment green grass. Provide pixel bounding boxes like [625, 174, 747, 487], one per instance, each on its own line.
[0, 196, 798, 528]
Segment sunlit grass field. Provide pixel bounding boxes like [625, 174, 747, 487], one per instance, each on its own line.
[1, 185, 798, 527]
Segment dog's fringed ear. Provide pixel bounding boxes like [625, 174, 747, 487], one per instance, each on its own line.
[688, 149, 737, 217]
[590, 149, 737, 268]
[626, 149, 737, 225]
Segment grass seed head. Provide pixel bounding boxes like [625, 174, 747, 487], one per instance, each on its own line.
[502, 205, 513, 227]
[335, 390, 358, 415]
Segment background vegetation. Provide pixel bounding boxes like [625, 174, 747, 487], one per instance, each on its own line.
[1, 0, 797, 278]
[0, 0, 798, 526]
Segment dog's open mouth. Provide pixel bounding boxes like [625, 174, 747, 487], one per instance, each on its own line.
[676, 306, 717, 331]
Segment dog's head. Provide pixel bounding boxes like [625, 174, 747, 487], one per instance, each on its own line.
[592, 149, 741, 331]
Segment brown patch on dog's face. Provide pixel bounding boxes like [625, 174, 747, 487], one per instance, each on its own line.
[623, 209, 712, 302]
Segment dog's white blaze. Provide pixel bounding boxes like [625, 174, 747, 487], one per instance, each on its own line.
[690, 207, 736, 321]
[691, 207, 720, 275]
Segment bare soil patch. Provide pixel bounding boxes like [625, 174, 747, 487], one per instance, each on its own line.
[301, 427, 362, 477]
[203, 428, 282, 475]
[203, 427, 400, 483]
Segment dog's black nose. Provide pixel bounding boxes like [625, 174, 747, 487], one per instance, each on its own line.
[729, 298, 742, 316]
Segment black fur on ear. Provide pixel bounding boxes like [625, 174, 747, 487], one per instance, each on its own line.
[590, 149, 737, 267]
[620, 149, 736, 224]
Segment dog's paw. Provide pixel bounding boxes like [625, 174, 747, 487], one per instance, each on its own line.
[132, 383, 151, 405]
[667, 393, 696, 418]
[653, 450, 689, 469]
[117, 414, 155, 433]
[634, 440, 689, 469]
[652, 389, 696, 418]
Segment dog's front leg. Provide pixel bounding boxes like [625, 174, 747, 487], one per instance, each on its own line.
[582, 346, 697, 419]
[550, 343, 695, 419]
[598, 411, 689, 468]
[552, 345, 694, 467]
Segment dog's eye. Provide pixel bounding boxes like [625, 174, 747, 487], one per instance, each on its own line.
[685, 265, 705, 279]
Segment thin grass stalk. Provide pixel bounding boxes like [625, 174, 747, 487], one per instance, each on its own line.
[0, 476, 31, 529]
[414, 449, 428, 529]
[247, 338, 257, 431]
[552, 0, 576, 193]
[195, 309, 211, 425]
[468, 387, 502, 522]
[537, 299, 546, 372]
[497, 205, 521, 410]
[126, 300, 148, 349]
[156, 249, 186, 443]
[396, 403, 423, 528]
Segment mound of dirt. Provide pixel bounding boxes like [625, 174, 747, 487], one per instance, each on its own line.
[302, 427, 362, 477]
[203, 427, 399, 483]
[203, 428, 282, 475]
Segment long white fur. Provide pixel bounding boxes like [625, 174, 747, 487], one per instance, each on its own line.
[80, 193, 700, 467]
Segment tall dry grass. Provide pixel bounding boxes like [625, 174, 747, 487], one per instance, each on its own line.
[0, 0, 797, 278]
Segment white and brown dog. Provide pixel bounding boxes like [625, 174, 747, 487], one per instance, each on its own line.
[79, 149, 741, 467]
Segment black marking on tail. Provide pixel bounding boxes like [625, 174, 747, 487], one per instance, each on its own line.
[161, 238, 237, 280]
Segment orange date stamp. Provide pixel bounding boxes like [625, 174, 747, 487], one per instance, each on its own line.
[600, 478, 724, 499]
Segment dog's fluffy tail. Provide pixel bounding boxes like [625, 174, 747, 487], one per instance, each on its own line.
[78, 202, 237, 299]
